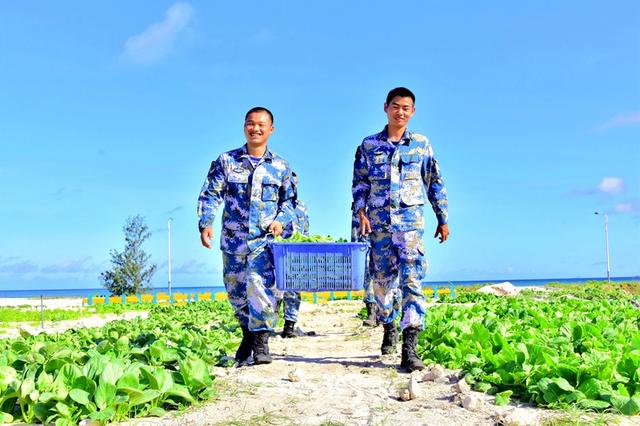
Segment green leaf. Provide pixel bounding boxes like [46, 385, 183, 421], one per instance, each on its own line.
[578, 399, 610, 410]
[474, 382, 492, 392]
[94, 381, 117, 411]
[55, 401, 72, 418]
[56, 363, 82, 385]
[69, 388, 91, 406]
[130, 389, 161, 406]
[495, 390, 513, 406]
[179, 356, 212, 393]
[100, 360, 125, 385]
[36, 370, 53, 391]
[0, 366, 18, 392]
[165, 384, 195, 403]
[72, 376, 96, 395]
[551, 377, 575, 392]
[20, 377, 36, 399]
[148, 406, 167, 417]
[572, 324, 583, 341]
[619, 397, 640, 416]
[577, 378, 603, 400]
[117, 373, 143, 398]
[0, 412, 13, 423]
[89, 407, 116, 422]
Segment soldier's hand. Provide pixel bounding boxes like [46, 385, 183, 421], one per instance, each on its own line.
[269, 221, 283, 237]
[434, 224, 449, 244]
[358, 209, 372, 236]
[200, 227, 213, 249]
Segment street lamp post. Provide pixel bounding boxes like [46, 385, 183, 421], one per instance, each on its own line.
[594, 212, 611, 282]
[168, 218, 173, 297]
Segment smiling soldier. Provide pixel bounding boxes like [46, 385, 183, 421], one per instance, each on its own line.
[198, 107, 295, 366]
[352, 87, 449, 371]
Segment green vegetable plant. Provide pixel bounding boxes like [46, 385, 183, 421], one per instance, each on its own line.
[0, 301, 238, 423]
[420, 289, 640, 415]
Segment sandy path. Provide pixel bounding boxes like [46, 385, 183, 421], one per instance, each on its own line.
[124, 301, 639, 426]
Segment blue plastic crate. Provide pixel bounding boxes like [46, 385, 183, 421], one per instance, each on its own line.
[270, 242, 369, 291]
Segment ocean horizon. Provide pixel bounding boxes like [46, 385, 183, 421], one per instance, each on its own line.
[0, 276, 638, 299]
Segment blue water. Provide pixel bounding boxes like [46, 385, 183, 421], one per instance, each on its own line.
[0, 276, 637, 299]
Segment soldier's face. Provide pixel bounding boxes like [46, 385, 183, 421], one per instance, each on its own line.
[244, 111, 274, 146]
[384, 96, 415, 128]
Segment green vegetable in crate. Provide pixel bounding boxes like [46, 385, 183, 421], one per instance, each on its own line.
[275, 231, 347, 243]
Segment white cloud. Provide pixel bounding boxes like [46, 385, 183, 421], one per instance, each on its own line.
[0, 260, 38, 274]
[597, 177, 624, 195]
[614, 203, 635, 214]
[596, 111, 640, 131]
[122, 2, 194, 65]
[41, 257, 94, 273]
[172, 260, 210, 274]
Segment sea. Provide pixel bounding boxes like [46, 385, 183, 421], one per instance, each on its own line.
[0, 276, 637, 299]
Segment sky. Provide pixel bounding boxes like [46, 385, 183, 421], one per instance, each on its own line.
[0, 1, 639, 291]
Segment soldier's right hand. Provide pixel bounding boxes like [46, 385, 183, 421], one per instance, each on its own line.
[200, 227, 213, 249]
[358, 209, 372, 236]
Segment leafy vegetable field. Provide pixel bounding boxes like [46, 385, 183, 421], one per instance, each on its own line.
[419, 283, 640, 415]
[0, 301, 238, 424]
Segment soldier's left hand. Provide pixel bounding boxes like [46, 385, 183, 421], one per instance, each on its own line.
[268, 221, 283, 237]
[434, 224, 449, 244]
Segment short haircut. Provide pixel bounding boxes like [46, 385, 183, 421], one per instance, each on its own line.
[245, 107, 274, 124]
[386, 87, 415, 105]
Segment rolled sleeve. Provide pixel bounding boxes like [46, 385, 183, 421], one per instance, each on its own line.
[352, 144, 370, 214]
[423, 150, 448, 226]
[197, 157, 226, 231]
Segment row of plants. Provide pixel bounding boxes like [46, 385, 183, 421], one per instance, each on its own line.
[0, 302, 154, 325]
[0, 301, 239, 424]
[419, 282, 640, 415]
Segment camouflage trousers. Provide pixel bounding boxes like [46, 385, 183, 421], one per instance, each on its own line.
[275, 291, 301, 322]
[369, 229, 427, 330]
[222, 248, 277, 332]
[363, 254, 401, 307]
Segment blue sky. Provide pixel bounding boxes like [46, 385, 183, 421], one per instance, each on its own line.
[1, 1, 638, 290]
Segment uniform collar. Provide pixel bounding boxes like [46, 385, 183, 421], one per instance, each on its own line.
[380, 125, 411, 144]
[239, 144, 273, 161]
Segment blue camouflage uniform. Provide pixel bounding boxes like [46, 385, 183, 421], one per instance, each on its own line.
[352, 126, 448, 330]
[351, 208, 401, 310]
[198, 144, 295, 332]
[278, 199, 309, 322]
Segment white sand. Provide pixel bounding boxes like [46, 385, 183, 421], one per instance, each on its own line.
[0, 297, 85, 309]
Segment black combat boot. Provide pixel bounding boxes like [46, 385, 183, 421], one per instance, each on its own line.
[235, 326, 254, 366]
[380, 322, 399, 355]
[401, 327, 425, 371]
[253, 330, 272, 364]
[362, 302, 378, 327]
[281, 320, 296, 338]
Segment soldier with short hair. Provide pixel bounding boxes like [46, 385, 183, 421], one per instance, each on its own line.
[352, 87, 449, 371]
[198, 107, 295, 366]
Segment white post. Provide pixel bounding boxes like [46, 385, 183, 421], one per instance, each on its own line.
[604, 213, 611, 282]
[168, 218, 173, 297]
[595, 212, 611, 282]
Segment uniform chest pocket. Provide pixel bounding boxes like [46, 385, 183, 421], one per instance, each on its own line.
[229, 170, 250, 184]
[400, 154, 422, 180]
[400, 154, 424, 206]
[369, 152, 389, 180]
[261, 177, 280, 202]
[228, 169, 250, 197]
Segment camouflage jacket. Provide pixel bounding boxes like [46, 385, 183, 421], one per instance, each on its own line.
[197, 145, 295, 254]
[352, 127, 448, 232]
[282, 200, 309, 238]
